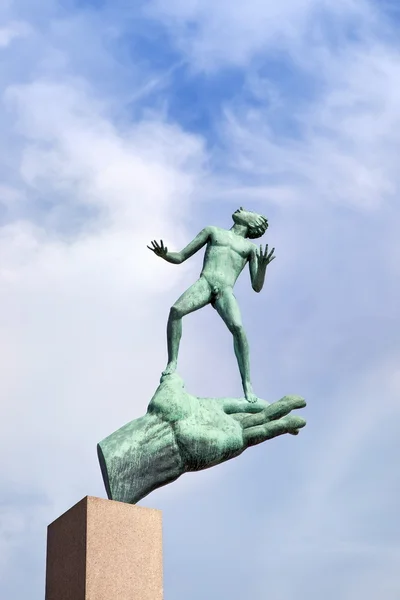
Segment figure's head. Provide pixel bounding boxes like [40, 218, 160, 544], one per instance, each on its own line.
[232, 207, 269, 239]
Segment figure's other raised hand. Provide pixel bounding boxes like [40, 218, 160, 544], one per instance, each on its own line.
[257, 244, 275, 267]
[147, 239, 168, 259]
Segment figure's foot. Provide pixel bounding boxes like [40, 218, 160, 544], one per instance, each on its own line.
[246, 392, 258, 404]
[162, 361, 177, 377]
[244, 384, 258, 404]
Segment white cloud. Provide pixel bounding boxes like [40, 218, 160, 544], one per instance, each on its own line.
[243, 358, 400, 598]
[1, 0, 400, 598]
[0, 21, 30, 48]
[0, 72, 213, 568]
[203, 42, 400, 213]
[146, 0, 374, 71]
[0, 507, 25, 573]
[147, 0, 400, 211]
[137, 3, 400, 598]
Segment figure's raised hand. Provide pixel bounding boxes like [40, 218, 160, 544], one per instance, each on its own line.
[147, 239, 168, 259]
[257, 244, 275, 267]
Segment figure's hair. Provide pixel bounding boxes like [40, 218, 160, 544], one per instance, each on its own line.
[246, 212, 269, 239]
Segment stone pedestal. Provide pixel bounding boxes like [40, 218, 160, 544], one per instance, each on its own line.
[45, 496, 163, 600]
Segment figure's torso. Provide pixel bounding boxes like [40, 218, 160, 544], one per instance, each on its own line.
[200, 227, 255, 288]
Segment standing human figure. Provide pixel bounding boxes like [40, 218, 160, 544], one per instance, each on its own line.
[148, 208, 275, 402]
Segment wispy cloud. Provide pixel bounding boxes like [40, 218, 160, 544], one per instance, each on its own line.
[1, 0, 400, 599]
[0, 10, 212, 594]
[146, 0, 376, 71]
[0, 21, 30, 47]
[140, 1, 400, 599]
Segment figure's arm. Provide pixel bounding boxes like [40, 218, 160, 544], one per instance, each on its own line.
[166, 227, 211, 264]
[148, 227, 211, 265]
[249, 244, 275, 293]
[249, 249, 264, 293]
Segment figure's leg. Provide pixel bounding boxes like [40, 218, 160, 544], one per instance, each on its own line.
[163, 277, 212, 376]
[214, 289, 257, 402]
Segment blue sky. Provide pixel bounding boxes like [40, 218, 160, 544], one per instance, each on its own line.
[1, 0, 400, 598]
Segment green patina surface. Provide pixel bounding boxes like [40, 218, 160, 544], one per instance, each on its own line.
[98, 209, 307, 504]
[148, 207, 274, 403]
[98, 374, 306, 504]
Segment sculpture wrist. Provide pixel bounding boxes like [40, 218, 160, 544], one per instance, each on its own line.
[165, 251, 183, 264]
[97, 412, 185, 504]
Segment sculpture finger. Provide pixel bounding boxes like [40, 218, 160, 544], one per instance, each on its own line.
[241, 396, 306, 429]
[222, 397, 269, 415]
[265, 395, 306, 416]
[243, 415, 306, 447]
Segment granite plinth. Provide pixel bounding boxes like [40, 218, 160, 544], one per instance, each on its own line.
[45, 496, 163, 600]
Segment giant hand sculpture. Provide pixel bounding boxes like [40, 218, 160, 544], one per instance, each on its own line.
[98, 374, 306, 505]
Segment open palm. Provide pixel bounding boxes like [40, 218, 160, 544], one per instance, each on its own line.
[147, 239, 168, 258]
[98, 374, 306, 504]
[257, 244, 275, 267]
[150, 374, 306, 471]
